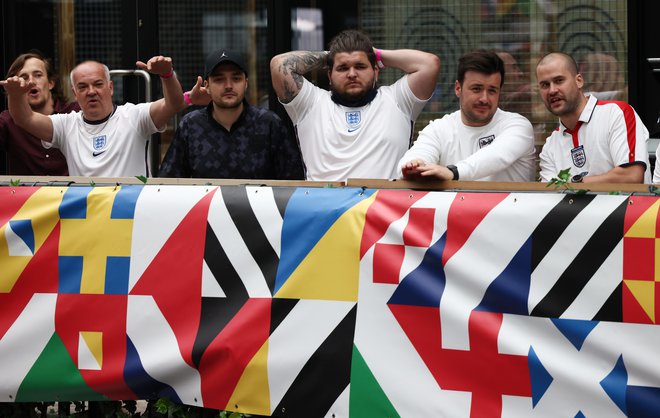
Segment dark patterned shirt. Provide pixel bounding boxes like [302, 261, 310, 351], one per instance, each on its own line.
[0, 100, 80, 175]
[159, 102, 304, 179]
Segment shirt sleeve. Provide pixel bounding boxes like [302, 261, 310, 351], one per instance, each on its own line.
[134, 102, 163, 137]
[654, 141, 660, 184]
[390, 75, 429, 121]
[607, 103, 649, 169]
[0, 112, 9, 150]
[280, 78, 320, 125]
[48, 112, 71, 150]
[455, 113, 535, 181]
[159, 119, 190, 178]
[539, 138, 558, 182]
[396, 118, 446, 177]
[271, 114, 305, 180]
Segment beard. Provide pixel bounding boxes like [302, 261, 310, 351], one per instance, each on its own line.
[461, 106, 496, 126]
[27, 94, 50, 113]
[547, 94, 581, 117]
[330, 77, 378, 107]
[214, 95, 243, 109]
[332, 88, 367, 101]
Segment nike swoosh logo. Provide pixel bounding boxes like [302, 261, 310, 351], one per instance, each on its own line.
[92, 150, 107, 157]
[348, 127, 359, 133]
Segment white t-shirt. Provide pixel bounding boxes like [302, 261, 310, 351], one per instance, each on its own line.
[281, 76, 428, 181]
[654, 142, 660, 183]
[46, 102, 161, 177]
[539, 95, 650, 183]
[398, 108, 536, 182]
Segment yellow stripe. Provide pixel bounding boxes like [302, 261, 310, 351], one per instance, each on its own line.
[625, 280, 655, 323]
[226, 340, 270, 415]
[81, 331, 104, 369]
[626, 200, 660, 238]
[276, 194, 376, 301]
[0, 187, 65, 292]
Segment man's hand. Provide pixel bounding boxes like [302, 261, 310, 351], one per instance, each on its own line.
[401, 159, 453, 180]
[401, 159, 426, 178]
[136, 56, 174, 77]
[188, 76, 211, 106]
[2, 76, 54, 141]
[0, 76, 33, 96]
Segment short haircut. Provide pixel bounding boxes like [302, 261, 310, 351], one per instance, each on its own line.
[327, 29, 376, 69]
[537, 52, 579, 76]
[69, 61, 111, 87]
[6, 51, 67, 104]
[457, 50, 505, 87]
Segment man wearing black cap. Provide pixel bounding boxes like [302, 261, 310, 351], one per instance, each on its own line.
[159, 49, 304, 179]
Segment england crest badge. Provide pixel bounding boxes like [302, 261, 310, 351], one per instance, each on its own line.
[346, 111, 361, 127]
[93, 135, 107, 151]
[478, 134, 495, 148]
[571, 145, 586, 168]
[92, 135, 107, 157]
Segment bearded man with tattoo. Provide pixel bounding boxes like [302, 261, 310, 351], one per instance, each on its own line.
[270, 30, 440, 181]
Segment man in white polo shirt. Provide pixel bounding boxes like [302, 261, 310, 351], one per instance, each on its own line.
[536, 52, 650, 184]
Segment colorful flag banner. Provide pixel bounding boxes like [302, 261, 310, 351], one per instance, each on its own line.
[0, 185, 658, 416]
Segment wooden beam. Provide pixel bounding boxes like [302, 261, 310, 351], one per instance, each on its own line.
[57, 1, 76, 101]
[345, 178, 655, 194]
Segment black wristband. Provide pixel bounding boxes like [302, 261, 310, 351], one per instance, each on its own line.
[447, 165, 459, 180]
[571, 171, 588, 183]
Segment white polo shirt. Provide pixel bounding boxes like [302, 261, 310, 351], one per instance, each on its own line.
[539, 95, 650, 182]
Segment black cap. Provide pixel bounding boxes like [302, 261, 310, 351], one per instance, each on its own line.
[204, 50, 248, 78]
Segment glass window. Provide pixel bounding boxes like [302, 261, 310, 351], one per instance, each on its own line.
[1, 0, 633, 174]
[360, 0, 628, 148]
[159, 1, 269, 108]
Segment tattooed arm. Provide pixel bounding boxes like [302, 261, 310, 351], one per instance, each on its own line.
[270, 51, 329, 103]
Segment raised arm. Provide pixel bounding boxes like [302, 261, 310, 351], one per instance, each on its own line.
[270, 51, 328, 103]
[187, 76, 212, 106]
[136, 56, 186, 129]
[377, 48, 441, 100]
[1, 76, 54, 141]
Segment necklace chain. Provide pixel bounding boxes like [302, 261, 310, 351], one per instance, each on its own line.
[82, 117, 111, 137]
[81, 106, 116, 137]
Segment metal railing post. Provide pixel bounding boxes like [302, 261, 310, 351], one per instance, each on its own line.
[109, 69, 159, 176]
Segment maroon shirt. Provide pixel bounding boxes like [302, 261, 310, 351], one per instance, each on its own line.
[0, 100, 80, 175]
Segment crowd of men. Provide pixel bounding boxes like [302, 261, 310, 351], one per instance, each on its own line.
[1, 30, 656, 184]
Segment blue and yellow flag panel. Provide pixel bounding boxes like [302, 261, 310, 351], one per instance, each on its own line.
[0, 185, 659, 416]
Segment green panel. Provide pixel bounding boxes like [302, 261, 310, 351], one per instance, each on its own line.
[16, 333, 108, 402]
[349, 345, 400, 418]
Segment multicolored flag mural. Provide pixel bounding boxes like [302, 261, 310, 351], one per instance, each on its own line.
[1, 185, 659, 417]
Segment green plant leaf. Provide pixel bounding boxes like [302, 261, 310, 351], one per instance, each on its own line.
[136, 175, 148, 184]
[154, 398, 173, 413]
[547, 168, 573, 191]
